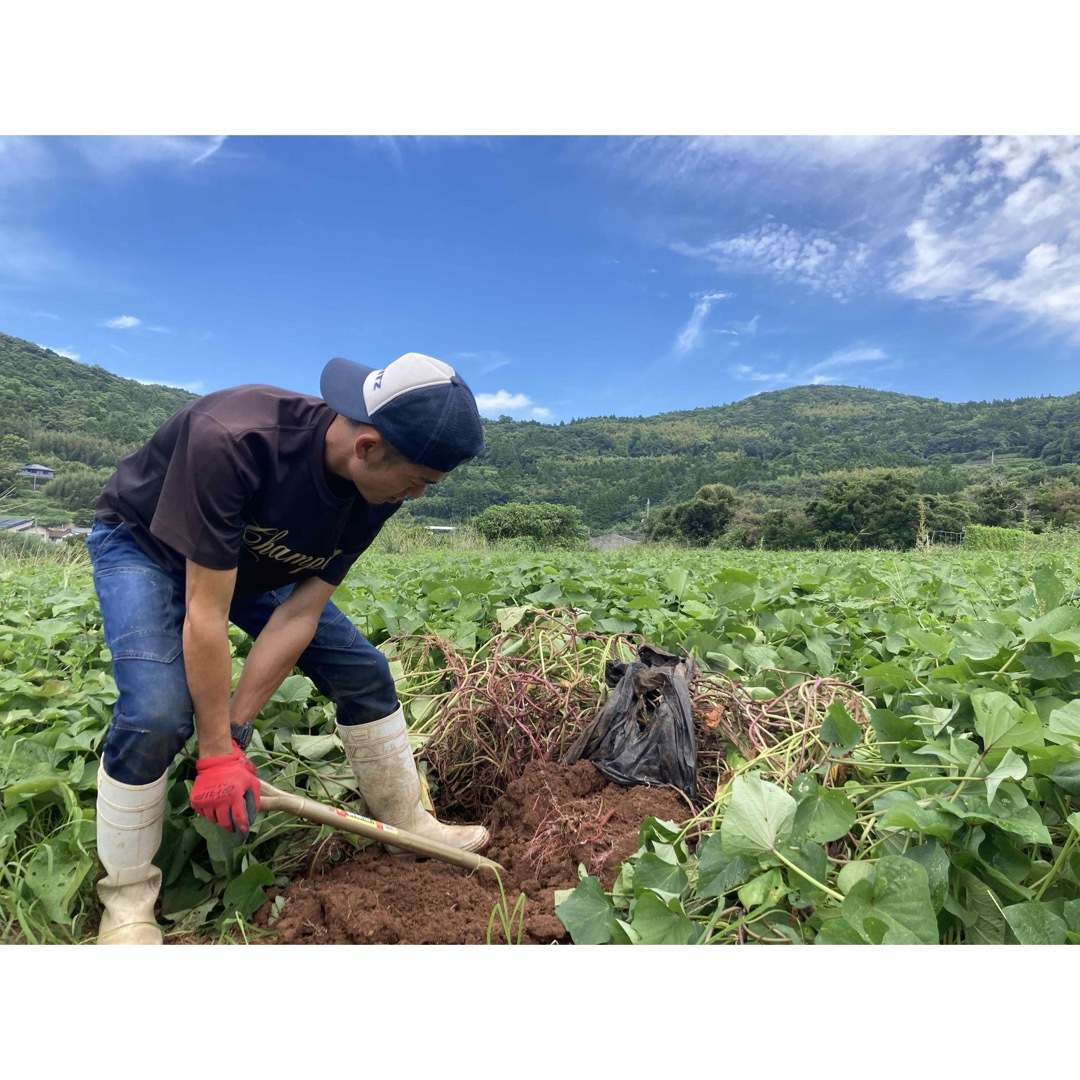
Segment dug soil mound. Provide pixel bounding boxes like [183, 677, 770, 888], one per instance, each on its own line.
[256, 760, 692, 945]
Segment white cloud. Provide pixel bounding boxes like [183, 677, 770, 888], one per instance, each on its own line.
[675, 224, 871, 302]
[474, 389, 550, 420]
[673, 291, 730, 353]
[37, 343, 80, 360]
[31, 310, 59, 319]
[731, 364, 788, 383]
[104, 315, 141, 329]
[889, 136, 1080, 331]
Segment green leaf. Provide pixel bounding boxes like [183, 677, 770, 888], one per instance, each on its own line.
[935, 791, 1052, 846]
[783, 841, 829, 906]
[737, 868, 786, 910]
[1048, 700, 1080, 740]
[632, 852, 688, 901]
[985, 748, 1027, 806]
[720, 772, 796, 856]
[290, 733, 338, 761]
[628, 890, 695, 944]
[814, 916, 868, 944]
[949, 621, 1014, 661]
[23, 840, 93, 924]
[222, 863, 275, 921]
[819, 702, 861, 750]
[1033, 567, 1066, 613]
[876, 793, 959, 842]
[840, 856, 938, 944]
[971, 691, 1044, 754]
[271, 675, 315, 704]
[1003, 901, 1067, 945]
[903, 842, 951, 913]
[555, 876, 616, 944]
[792, 775, 856, 843]
[695, 833, 754, 898]
[956, 869, 1007, 945]
[1049, 759, 1080, 796]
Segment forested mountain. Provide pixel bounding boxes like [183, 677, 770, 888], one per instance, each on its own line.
[414, 382, 1080, 530]
[0, 332, 196, 468]
[2, 329, 1079, 538]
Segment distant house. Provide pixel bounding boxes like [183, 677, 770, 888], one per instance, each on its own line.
[18, 463, 54, 490]
[0, 517, 35, 533]
[588, 533, 640, 551]
[18, 464, 54, 480]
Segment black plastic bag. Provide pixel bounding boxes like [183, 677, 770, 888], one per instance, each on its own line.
[563, 643, 697, 801]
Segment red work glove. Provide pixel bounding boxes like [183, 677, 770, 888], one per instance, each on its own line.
[190, 741, 261, 834]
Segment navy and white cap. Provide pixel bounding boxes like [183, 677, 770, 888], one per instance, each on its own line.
[320, 352, 485, 472]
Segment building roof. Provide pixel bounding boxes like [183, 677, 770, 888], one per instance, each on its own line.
[0, 517, 35, 529]
[19, 463, 54, 473]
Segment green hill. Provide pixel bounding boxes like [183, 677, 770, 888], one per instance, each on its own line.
[0, 332, 197, 525]
[2, 328, 1080, 536]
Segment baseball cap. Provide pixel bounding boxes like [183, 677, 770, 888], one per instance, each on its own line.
[320, 352, 485, 472]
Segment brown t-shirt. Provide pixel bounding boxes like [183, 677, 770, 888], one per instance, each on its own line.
[96, 385, 399, 594]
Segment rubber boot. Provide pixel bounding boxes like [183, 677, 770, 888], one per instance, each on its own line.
[95, 765, 168, 945]
[337, 707, 489, 854]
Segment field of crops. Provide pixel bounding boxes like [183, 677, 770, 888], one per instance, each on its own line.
[4, 541, 1080, 944]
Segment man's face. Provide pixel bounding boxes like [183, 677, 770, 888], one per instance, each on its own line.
[351, 443, 448, 505]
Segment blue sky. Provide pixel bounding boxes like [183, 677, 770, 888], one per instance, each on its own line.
[3, 134, 1078, 424]
[2, 8, 1078, 426]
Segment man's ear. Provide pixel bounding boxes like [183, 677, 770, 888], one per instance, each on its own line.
[352, 430, 382, 462]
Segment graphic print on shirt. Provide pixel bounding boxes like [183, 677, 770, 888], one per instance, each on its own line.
[242, 523, 344, 575]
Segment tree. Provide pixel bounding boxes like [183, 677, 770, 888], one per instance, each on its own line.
[805, 472, 920, 549]
[471, 501, 588, 547]
[646, 483, 739, 546]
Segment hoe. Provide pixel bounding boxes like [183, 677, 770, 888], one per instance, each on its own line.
[258, 779, 505, 874]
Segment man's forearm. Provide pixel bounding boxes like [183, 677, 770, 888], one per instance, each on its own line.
[183, 605, 235, 759]
[229, 606, 321, 727]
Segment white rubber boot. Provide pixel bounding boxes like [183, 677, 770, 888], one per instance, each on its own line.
[337, 707, 489, 854]
[95, 765, 168, 945]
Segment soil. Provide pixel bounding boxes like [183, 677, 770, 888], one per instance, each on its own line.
[253, 760, 693, 945]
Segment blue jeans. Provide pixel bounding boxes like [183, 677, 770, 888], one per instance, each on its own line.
[87, 518, 398, 785]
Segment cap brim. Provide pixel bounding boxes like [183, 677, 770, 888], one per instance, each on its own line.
[320, 357, 378, 423]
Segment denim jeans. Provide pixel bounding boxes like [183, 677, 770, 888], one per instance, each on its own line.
[87, 518, 398, 785]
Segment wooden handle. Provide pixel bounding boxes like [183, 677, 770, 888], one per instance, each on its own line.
[259, 780, 504, 875]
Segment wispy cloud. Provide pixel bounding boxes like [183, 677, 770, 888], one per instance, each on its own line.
[673, 291, 731, 353]
[100, 314, 169, 333]
[37, 343, 80, 360]
[806, 346, 889, 378]
[474, 389, 551, 420]
[73, 136, 228, 173]
[731, 364, 789, 383]
[452, 350, 512, 376]
[31, 310, 59, 320]
[731, 345, 893, 388]
[0, 225, 69, 281]
[675, 224, 871, 302]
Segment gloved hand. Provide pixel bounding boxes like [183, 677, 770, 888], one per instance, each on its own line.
[190, 741, 261, 834]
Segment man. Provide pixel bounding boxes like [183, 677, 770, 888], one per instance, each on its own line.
[88, 351, 488, 944]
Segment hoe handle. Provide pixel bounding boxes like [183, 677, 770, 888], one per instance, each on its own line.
[258, 780, 504, 875]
